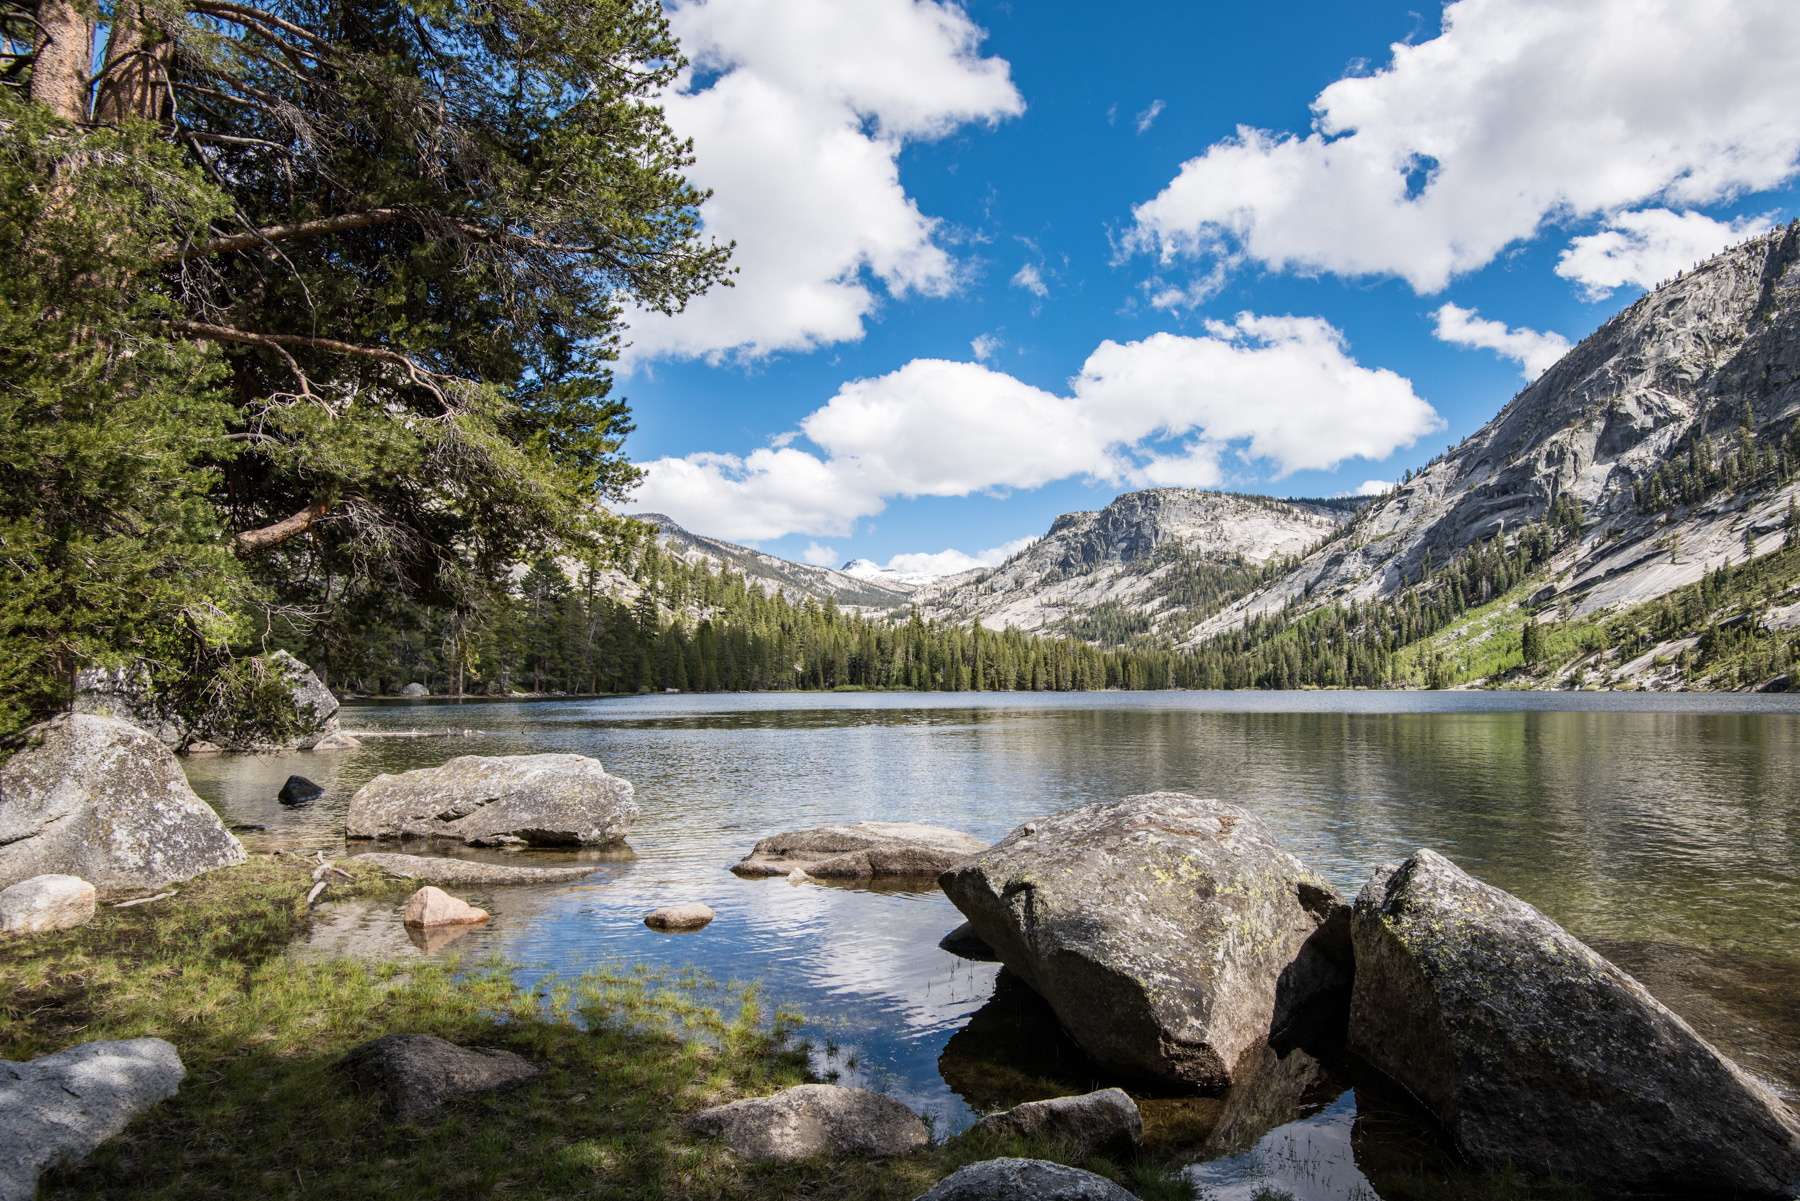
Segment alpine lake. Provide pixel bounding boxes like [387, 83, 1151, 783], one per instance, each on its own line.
[183, 691, 1800, 1201]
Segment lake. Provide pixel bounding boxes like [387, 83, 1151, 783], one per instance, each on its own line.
[182, 691, 1800, 1199]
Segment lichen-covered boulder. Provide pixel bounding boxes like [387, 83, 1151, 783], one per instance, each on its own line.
[968, 1088, 1142, 1156]
[731, 822, 987, 879]
[938, 793, 1343, 1088]
[1350, 849, 1800, 1198]
[683, 1084, 928, 1162]
[263, 651, 341, 750]
[0, 875, 96, 935]
[0, 715, 245, 889]
[914, 1159, 1137, 1201]
[0, 1038, 186, 1201]
[345, 754, 636, 846]
[71, 664, 187, 749]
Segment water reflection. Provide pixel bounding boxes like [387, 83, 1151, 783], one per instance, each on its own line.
[184, 690, 1800, 1167]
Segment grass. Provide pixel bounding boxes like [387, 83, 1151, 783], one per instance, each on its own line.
[0, 856, 1195, 1200]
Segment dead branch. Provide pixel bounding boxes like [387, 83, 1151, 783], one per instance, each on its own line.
[155, 208, 404, 263]
[235, 498, 329, 553]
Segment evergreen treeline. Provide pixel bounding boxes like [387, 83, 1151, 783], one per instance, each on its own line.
[309, 539, 1188, 696]
[1635, 408, 1800, 513]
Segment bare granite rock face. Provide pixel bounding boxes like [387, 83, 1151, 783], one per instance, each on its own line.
[1192, 223, 1800, 642]
[968, 1088, 1141, 1156]
[0, 875, 96, 935]
[1350, 849, 1800, 1198]
[682, 1084, 928, 1161]
[353, 852, 596, 885]
[938, 792, 1344, 1088]
[913, 1159, 1138, 1201]
[0, 1038, 185, 1201]
[344, 754, 637, 846]
[340, 1034, 538, 1121]
[731, 822, 986, 879]
[0, 715, 245, 889]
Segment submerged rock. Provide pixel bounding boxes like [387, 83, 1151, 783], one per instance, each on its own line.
[340, 1033, 537, 1121]
[353, 852, 596, 885]
[644, 903, 714, 932]
[1349, 849, 1800, 1198]
[939, 792, 1343, 1088]
[731, 822, 987, 880]
[278, 775, 324, 805]
[914, 1158, 1137, 1201]
[0, 875, 97, 935]
[402, 886, 488, 929]
[0, 1038, 186, 1201]
[968, 1088, 1141, 1156]
[0, 715, 246, 890]
[310, 730, 362, 751]
[683, 1084, 928, 1161]
[344, 754, 637, 846]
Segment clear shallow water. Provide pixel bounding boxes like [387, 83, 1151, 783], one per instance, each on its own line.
[184, 691, 1800, 1189]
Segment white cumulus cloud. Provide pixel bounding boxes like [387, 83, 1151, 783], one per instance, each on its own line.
[970, 333, 1001, 361]
[1356, 479, 1395, 496]
[631, 314, 1441, 541]
[1128, 0, 1800, 295]
[802, 542, 839, 566]
[875, 536, 1038, 578]
[1432, 303, 1572, 379]
[624, 0, 1023, 364]
[1556, 209, 1775, 299]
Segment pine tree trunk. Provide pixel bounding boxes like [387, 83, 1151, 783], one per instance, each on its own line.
[92, 1, 174, 127]
[28, 0, 93, 122]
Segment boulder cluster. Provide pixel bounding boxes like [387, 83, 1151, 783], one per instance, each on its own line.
[929, 792, 1800, 1200]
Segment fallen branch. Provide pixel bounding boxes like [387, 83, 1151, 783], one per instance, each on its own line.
[114, 892, 176, 908]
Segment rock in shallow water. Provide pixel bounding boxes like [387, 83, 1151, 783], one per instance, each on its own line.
[353, 852, 596, 885]
[682, 1084, 928, 1161]
[731, 822, 986, 879]
[0, 715, 246, 890]
[0, 1038, 185, 1201]
[644, 903, 714, 931]
[913, 1158, 1137, 1201]
[278, 775, 324, 805]
[1350, 848, 1800, 1198]
[340, 1033, 537, 1121]
[938, 921, 998, 961]
[939, 792, 1344, 1088]
[0, 875, 96, 935]
[402, 886, 488, 928]
[344, 754, 637, 846]
[968, 1088, 1142, 1156]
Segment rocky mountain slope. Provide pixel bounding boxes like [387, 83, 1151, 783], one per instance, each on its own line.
[630, 513, 914, 610]
[909, 489, 1354, 638]
[1187, 223, 1800, 645]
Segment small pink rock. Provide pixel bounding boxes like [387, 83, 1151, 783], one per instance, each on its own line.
[403, 885, 489, 929]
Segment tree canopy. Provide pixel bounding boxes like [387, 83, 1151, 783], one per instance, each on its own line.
[0, 0, 727, 727]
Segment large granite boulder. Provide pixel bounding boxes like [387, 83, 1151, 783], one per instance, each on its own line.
[402, 885, 488, 928]
[0, 715, 246, 889]
[340, 1034, 538, 1121]
[0, 1038, 186, 1201]
[731, 822, 987, 879]
[0, 875, 96, 935]
[682, 1084, 928, 1162]
[939, 793, 1344, 1088]
[1350, 849, 1800, 1197]
[968, 1088, 1141, 1156]
[71, 664, 186, 749]
[914, 1159, 1136, 1201]
[344, 754, 637, 846]
[257, 651, 341, 750]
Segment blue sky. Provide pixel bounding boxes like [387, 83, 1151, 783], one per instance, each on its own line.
[616, 0, 1800, 575]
